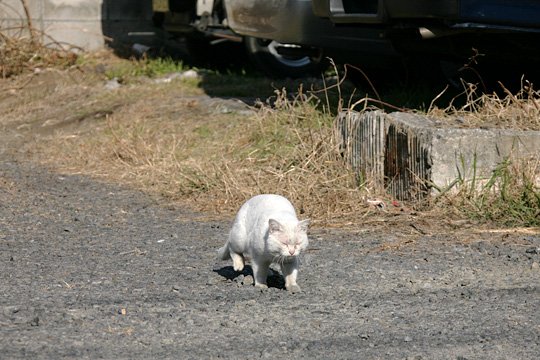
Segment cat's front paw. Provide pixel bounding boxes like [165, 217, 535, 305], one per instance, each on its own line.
[254, 283, 268, 289]
[286, 284, 301, 293]
[232, 256, 245, 272]
[229, 252, 245, 272]
[233, 263, 244, 272]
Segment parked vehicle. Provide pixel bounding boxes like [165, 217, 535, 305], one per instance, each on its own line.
[151, 0, 325, 77]
[225, 0, 540, 84]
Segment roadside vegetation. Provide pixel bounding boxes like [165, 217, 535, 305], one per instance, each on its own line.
[441, 156, 540, 227]
[1, 20, 539, 228]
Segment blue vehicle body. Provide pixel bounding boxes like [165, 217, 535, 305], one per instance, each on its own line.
[313, 0, 540, 30]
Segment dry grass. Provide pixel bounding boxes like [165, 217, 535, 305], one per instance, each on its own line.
[1, 37, 77, 77]
[428, 79, 540, 130]
[0, 28, 78, 78]
[2, 45, 537, 228]
[34, 83, 384, 226]
[203, 90, 376, 223]
[0, 0, 78, 78]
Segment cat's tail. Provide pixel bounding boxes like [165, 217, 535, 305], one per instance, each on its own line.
[217, 242, 231, 260]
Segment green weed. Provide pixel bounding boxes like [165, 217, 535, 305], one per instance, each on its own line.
[441, 156, 540, 226]
[474, 158, 540, 226]
[105, 57, 187, 81]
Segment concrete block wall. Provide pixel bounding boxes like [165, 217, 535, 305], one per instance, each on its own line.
[0, 0, 154, 51]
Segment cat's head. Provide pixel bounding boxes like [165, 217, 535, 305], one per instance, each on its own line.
[267, 218, 310, 257]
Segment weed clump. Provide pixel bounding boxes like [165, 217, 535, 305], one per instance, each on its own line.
[437, 157, 540, 227]
[211, 88, 373, 223]
[99, 87, 375, 225]
[1, 33, 78, 78]
[104, 57, 188, 82]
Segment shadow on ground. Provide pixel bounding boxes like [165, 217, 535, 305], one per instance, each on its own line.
[214, 265, 286, 290]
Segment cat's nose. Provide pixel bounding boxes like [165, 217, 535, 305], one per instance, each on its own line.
[289, 248, 295, 255]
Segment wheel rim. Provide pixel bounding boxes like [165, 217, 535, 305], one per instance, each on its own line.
[265, 40, 313, 68]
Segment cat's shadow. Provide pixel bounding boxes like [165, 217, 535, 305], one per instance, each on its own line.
[213, 265, 285, 290]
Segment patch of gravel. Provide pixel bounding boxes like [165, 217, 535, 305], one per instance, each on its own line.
[0, 160, 539, 359]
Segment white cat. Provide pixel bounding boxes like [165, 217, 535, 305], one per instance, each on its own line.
[218, 194, 309, 292]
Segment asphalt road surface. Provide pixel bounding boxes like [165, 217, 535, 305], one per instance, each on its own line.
[1, 159, 539, 359]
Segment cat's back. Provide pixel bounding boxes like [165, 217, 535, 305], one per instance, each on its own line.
[237, 194, 297, 223]
[242, 194, 295, 212]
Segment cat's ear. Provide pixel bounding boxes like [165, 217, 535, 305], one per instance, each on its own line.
[268, 219, 284, 234]
[297, 219, 310, 233]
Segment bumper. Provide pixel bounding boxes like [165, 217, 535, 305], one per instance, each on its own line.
[223, 0, 394, 55]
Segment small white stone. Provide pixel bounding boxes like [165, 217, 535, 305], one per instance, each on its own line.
[181, 69, 199, 79]
[104, 78, 121, 90]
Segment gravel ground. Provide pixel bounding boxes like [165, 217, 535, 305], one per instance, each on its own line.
[1, 158, 539, 359]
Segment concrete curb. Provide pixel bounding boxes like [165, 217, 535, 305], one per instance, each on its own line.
[336, 110, 540, 200]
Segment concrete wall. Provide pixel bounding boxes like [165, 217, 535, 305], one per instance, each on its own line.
[0, 0, 155, 51]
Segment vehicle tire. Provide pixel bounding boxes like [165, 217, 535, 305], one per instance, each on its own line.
[185, 35, 214, 64]
[244, 36, 325, 78]
[185, 34, 247, 68]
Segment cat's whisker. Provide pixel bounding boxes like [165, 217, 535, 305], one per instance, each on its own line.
[273, 254, 285, 266]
